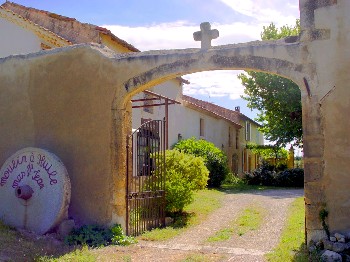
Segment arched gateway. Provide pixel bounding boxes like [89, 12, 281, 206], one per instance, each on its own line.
[0, 0, 349, 244]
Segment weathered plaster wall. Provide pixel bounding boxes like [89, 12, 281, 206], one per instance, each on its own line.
[299, 0, 350, 242]
[317, 0, 350, 234]
[0, 45, 128, 226]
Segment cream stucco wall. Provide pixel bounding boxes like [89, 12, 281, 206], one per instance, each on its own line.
[0, 46, 125, 226]
[0, 17, 41, 58]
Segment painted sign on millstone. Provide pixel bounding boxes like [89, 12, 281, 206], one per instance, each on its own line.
[0, 147, 71, 234]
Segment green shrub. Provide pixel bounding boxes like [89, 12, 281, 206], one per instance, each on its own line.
[244, 163, 304, 187]
[151, 150, 209, 213]
[275, 168, 304, 187]
[164, 150, 209, 213]
[65, 224, 136, 247]
[244, 162, 276, 186]
[173, 137, 229, 187]
[165, 170, 196, 213]
[110, 224, 137, 246]
[223, 172, 243, 185]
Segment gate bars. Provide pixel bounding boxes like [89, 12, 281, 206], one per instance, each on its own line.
[126, 119, 166, 236]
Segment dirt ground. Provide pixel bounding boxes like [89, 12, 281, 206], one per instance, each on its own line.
[0, 189, 303, 262]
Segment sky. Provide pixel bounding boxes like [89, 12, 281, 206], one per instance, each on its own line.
[4, 0, 300, 120]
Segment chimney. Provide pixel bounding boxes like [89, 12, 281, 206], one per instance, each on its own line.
[235, 106, 240, 113]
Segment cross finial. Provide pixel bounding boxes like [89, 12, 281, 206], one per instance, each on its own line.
[193, 22, 219, 50]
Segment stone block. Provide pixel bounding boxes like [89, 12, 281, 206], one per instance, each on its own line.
[305, 204, 324, 230]
[321, 250, 342, 262]
[339, 238, 346, 243]
[332, 242, 346, 253]
[323, 239, 334, 250]
[335, 233, 345, 240]
[303, 136, 324, 158]
[304, 160, 324, 182]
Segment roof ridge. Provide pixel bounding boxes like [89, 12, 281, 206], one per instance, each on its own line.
[182, 95, 242, 127]
[182, 94, 239, 114]
[182, 94, 261, 127]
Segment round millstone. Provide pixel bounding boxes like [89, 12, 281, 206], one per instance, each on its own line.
[0, 147, 71, 234]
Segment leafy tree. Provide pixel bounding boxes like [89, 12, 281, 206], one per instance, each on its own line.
[238, 20, 302, 147]
[246, 142, 288, 160]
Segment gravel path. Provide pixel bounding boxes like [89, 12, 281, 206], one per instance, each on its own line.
[136, 188, 304, 262]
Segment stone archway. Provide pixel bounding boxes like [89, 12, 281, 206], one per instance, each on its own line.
[111, 0, 350, 244]
[111, 39, 319, 240]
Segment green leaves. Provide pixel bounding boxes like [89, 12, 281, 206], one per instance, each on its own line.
[239, 20, 302, 147]
[173, 138, 229, 187]
[65, 224, 136, 247]
[163, 150, 209, 213]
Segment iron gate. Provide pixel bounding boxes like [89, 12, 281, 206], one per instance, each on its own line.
[126, 119, 166, 236]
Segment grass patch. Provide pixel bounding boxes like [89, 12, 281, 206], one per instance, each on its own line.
[265, 197, 308, 261]
[139, 189, 224, 241]
[207, 205, 264, 242]
[36, 246, 96, 262]
[138, 227, 180, 241]
[207, 228, 234, 242]
[182, 253, 211, 262]
[235, 207, 263, 236]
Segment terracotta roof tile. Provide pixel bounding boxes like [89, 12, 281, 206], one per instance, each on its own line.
[182, 95, 242, 128]
[182, 95, 261, 128]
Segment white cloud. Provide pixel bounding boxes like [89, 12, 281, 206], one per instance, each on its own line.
[219, 0, 299, 26]
[103, 1, 299, 101]
[183, 70, 245, 100]
[104, 21, 261, 52]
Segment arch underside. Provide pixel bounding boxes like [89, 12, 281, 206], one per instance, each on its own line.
[119, 40, 306, 101]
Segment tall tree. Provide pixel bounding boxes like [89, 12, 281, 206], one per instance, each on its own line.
[238, 20, 302, 147]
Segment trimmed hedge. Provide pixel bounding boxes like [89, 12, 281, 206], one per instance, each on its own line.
[275, 168, 304, 187]
[244, 163, 304, 187]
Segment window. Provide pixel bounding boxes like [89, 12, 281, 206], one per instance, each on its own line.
[136, 121, 160, 176]
[228, 127, 232, 147]
[236, 130, 239, 149]
[245, 121, 251, 141]
[200, 118, 205, 137]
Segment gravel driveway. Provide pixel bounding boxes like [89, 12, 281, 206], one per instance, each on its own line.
[134, 188, 304, 262]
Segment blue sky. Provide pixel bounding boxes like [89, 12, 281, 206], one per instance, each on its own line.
[4, 0, 299, 120]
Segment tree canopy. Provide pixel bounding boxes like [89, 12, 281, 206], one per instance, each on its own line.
[238, 20, 302, 147]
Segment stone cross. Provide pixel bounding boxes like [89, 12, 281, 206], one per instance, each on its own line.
[193, 22, 219, 50]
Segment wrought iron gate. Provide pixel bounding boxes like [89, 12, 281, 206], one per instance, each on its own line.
[126, 119, 166, 236]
